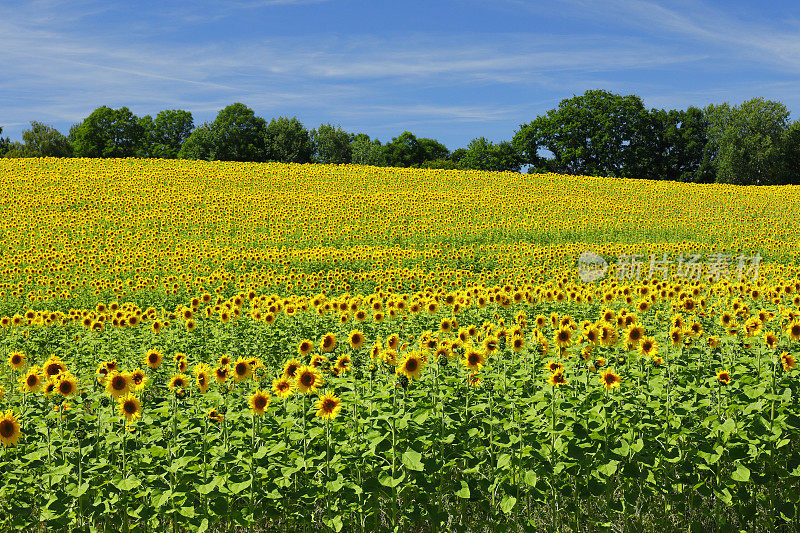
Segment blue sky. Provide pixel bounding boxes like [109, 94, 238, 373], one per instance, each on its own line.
[2, 0, 800, 150]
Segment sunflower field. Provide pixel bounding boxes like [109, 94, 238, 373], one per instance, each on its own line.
[0, 157, 799, 532]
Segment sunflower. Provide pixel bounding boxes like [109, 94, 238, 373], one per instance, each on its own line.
[315, 392, 342, 420]
[249, 390, 271, 416]
[272, 377, 294, 398]
[43, 356, 67, 381]
[652, 356, 664, 366]
[196, 370, 211, 394]
[131, 368, 147, 391]
[106, 371, 132, 398]
[320, 332, 337, 353]
[218, 355, 231, 367]
[669, 327, 684, 347]
[169, 373, 190, 392]
[625, 325, 645, 347]
[233, 358, 252, 382]
[118, 394, 142, 422]
[214, 366, 229, 384]
[639, 337, 658, 357]
[0, 410, 21, 447]
[397, 352, 426, 380]
[482, 335, 499, 354]
[56, 373, 78, 397]
[554, 327, 572, 349]
[297, 339, 314, 357]
[599, 368, 621, 390]
[208, 409, 223, 423]
[283, 359, 301, 380]
[309, 354, 328, 370]
[707, 336, 721, 349]
[467, 372, 483, 388]
[295, 365, 322, 394]
[716, 369, 732, 385]
[787, 321, 800, 342]
[547, 370, 567, 387]
[386, 334, 400, 350]
[462, 347, 487, 371]
[545, 360, 564, 373]
[7, 351, 25, 370]
[144, 349, 163, 369]
[349, 330, 366, 350]
[780, 351, 796, 371]
[334, 354, 351, 374]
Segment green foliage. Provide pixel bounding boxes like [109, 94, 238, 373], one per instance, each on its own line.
[705, 98, 800, 185]
[20, 122, 73, 157]
[70, 106, 145, 158]
[311, 123, 353, 164]
[350, 133, 386, 166]
[263, 116, 314, 164]
[461, 137, 522, 172]
[140, 110, 194, 159]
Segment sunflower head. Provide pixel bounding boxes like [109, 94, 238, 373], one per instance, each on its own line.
[145, 349, 163, 369]
[599, 368, 621, 390]
[116, 394, 141, 422]
[548, 371, 567, 387]
[7, 351, 26, 370]
[0, 410, 21, 447]
[716, 369, 732, 385]
[315, 392, 342, 420]
[295, 365, 322, 394]
[249, 390, 271, 416]
[272, 377, 294, 398]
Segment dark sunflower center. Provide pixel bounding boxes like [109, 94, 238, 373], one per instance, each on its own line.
[124, 401, 136, 414]
[27, 375, 38, 386]
[112, 377, 126, 390]
[255, 396, 267, 409]
[236, 363, 247, 375]
[468, 354, 479, 365]
[0, 420, 13, 438]
[322, 399, 336, 411]
[300, 373, 313, 386]
[11, 355, 21, 365]
[59, 382, 72, 394]
[605, 375, 616, 384]
[406, 360, 419, 372]
[149, 355, 158, 363]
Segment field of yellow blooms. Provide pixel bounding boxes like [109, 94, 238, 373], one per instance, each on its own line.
[0, 157, 799, 532]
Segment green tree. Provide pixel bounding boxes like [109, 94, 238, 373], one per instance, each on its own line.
[263, 117, 314, 164]
[461, 137, 522, 172]
[311, 123, 353, 164]
[70, 106, 145, 158]
[417, 137, 450, 162]
[0, 127, 10, 157]
[140, 110, 194, 159]
[351, 134, 386, 166]
[705, 98, 798, 185]
[514, 90, 649, 177]
[209, 103, 268, 162]
[21, 121, 72, 157]
[631, 107, 714, 182]
[177, 123, 214, 160]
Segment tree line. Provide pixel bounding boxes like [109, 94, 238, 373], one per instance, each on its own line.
[2, 90, 799, 185]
